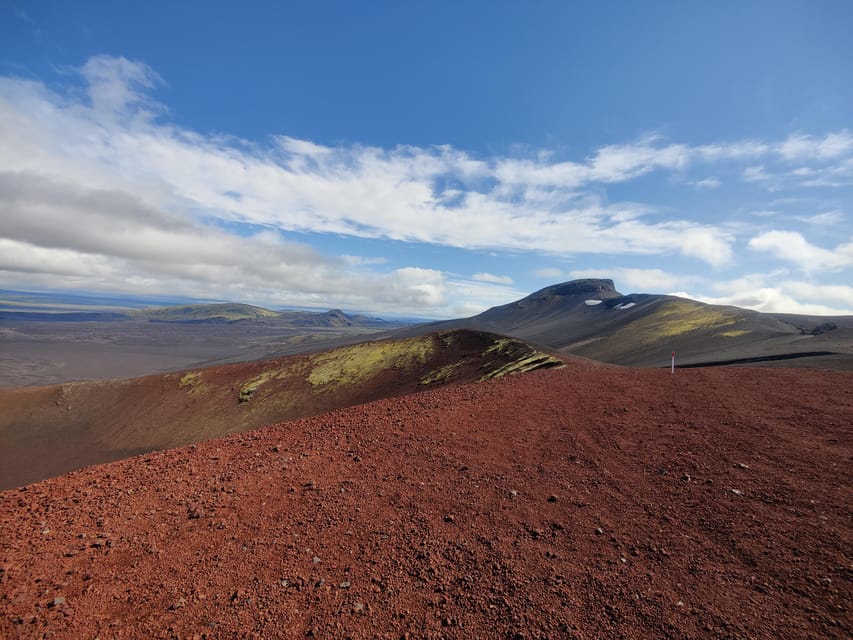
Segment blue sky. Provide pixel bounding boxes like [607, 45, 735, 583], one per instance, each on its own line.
[1, 1, 852, 317]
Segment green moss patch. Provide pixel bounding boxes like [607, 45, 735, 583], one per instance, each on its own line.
[178, 371, 207, 395]
[419, 362, 464, 386]
[308, 336, 435, 389]
[481, 353, 564, 381]
[610, 300, 745, 345]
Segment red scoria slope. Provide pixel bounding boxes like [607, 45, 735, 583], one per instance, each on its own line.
[1, 362, 851, 639]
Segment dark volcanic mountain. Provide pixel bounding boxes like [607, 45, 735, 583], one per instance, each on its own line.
[412, 279, 853, 369]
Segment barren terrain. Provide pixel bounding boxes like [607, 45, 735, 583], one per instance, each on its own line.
[0, 331, 561, 489]
[419, 279, 853, 370]
[1, 362, 850, 639]
[0, 300, 406, 390]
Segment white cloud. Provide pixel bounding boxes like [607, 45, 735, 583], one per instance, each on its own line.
[689, 177, 721, 189]
[795, 210, 845, 225]
[0, 56, 852, 316]
[778, 131, 853, 161]
[472, 272, 513, 285]
[782, 281, 853, 309]
[748, 230, 853, 271]
[80, 55, 163, 118]
[743, 165, 773, 184]
[0, 60, 741, 272]
[569, 267, 693, 292]
[687, 274, 853, 315]
[684, 288, 843, 315]
[444, 278, 527, 317]
[275, 135, 333, 158]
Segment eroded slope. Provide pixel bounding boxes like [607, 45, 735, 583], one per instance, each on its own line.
[0, 330, 561, 489]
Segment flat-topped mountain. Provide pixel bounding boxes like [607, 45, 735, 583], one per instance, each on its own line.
[411, 279, 853, 369]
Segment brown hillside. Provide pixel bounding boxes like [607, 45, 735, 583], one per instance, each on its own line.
[1, 364, 850, 639]
[0, 330, 562, 490]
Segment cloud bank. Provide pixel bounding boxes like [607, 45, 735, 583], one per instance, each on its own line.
[0, 56, 851, 316]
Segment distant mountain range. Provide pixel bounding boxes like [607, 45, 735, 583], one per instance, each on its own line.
[4, 280, 852, 376]
[0, 301, 400, 328]
[404, 279, 853, 369]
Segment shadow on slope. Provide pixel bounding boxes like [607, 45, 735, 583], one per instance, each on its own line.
[0, 330, 562, 490]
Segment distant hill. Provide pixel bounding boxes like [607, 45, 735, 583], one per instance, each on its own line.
[405, 279, 853, 369]
[0, 301, 410, 388]
[130, 302, 280, 322]
[0, 301, 402, 328]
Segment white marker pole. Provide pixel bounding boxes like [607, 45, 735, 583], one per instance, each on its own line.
[671, 351, 675, 374]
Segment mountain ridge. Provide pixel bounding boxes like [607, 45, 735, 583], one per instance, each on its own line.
[401, 278, 853, 369]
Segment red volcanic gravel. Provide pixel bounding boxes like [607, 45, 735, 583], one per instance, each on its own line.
[1, 362, 851, 639]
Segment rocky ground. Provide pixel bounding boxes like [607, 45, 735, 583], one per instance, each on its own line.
[1, 361, 850, 639]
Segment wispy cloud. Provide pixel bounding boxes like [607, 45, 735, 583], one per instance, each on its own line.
[0, 57, 741, 266]
[472, 272, 514, 285]
[689, 176, 721, 189]
[683, 272, 853, 315]
[777, 131, 853, 161]
[795, 210, 845, 225]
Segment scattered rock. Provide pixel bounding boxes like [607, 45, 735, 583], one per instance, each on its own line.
[595, 527, 604, 535]
[444, 515, 456, 524]
[547, 494, 558, 502]
[168, 597, 186, 610]
[340, 581, 351, 589]
[49, 596, 66, 608]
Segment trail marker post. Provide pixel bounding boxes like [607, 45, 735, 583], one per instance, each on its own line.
[671, 351, 675, 374]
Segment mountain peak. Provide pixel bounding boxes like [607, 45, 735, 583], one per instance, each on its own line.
[531, 278, 621, 301]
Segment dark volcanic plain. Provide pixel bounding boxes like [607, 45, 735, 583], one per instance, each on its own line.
[1, 363, 850, 639]
[0, 307, 402, 389]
